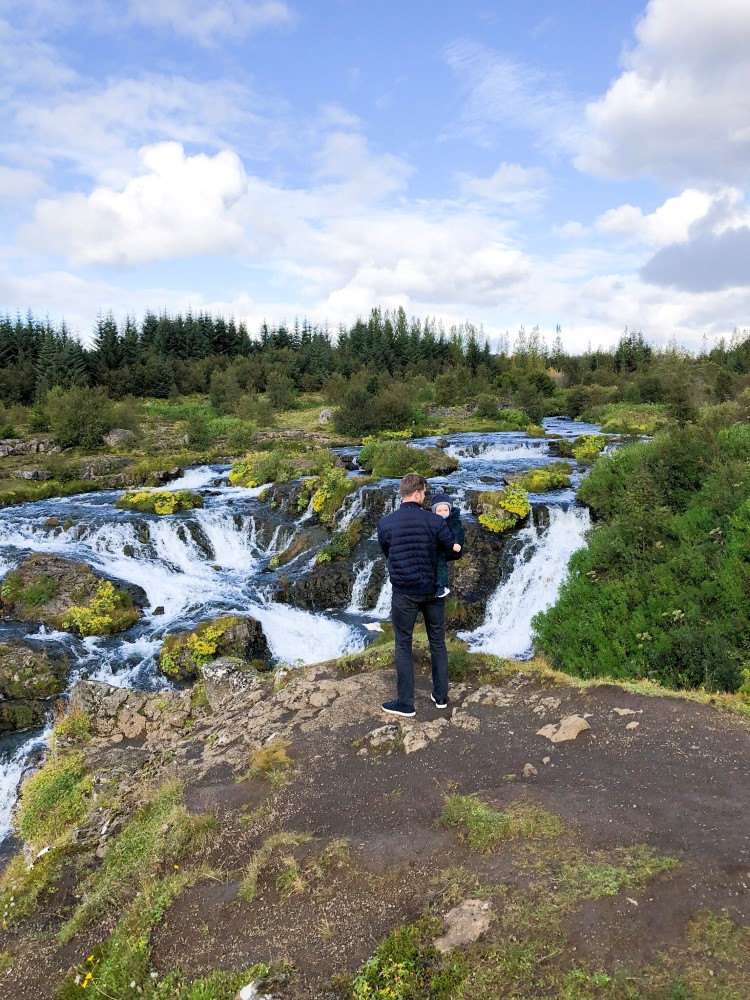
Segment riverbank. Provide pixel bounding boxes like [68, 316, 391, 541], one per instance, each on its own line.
[1, 649, 749, 998]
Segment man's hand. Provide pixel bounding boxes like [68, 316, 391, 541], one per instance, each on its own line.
[452, 543, 462, 552]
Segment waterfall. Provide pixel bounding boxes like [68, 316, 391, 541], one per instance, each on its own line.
[0, 722, 53, 842]
[191, 509, 257, 569]
[460, 505, 590, 659]
[372, 577, 392, 619]
[347, 560, 376, 613]
[447, 440, 549, 461]
[336, 489, 364, 531]
[165, 465, 223, 490]
[249, 601, 364, 664]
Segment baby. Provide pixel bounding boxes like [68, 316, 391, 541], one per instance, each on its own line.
[431, 491, 464, 598]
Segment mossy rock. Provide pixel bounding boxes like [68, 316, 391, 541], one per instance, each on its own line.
[0, 555, 144, 635]
[0, 641, 70, 701]
[0, 699, 47, 732]
[471, 485, 531, 533]
[159, 615, 271, 681]
[512, 462, 572, 493]
[229, 447, 339, 488]
[358, 440, 459, 479]
[115, 489, 204, 515]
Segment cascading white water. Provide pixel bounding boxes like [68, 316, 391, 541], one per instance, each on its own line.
[347, 559, 376, 613]
[165, 465, 223, 490]
[447, 440, 549, 461]
[460, 506, 590, 658]
[372, 577, 392, 619]
[336, 490, 364, 531]
[0, 722, 53, 841]
[249, 600, 364, 663]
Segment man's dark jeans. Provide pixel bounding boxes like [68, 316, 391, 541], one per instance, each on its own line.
[391, 590, 449, 710]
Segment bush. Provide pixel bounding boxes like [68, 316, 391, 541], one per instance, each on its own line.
[185, 410, 213, 448]
[358, 440, 456, 479]
[61, 579, 141, 636]
[229, 446, 335, 488]
[475, 394, 499, 419]
[534, 421, 750, 692]
[46, 386, 116, 448]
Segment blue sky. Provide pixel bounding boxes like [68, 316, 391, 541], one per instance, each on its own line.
[1, 0, 749, 351]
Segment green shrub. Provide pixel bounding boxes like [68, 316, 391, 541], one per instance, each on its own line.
[229, 446, 335, 488]
[61, 579, 140, 636]
[46, 385, 117, 448]
[534, 422, 750, 692]
[310, 467, 362, 524]
[358, 440, 456, 478]
[571, 434, 607, 466]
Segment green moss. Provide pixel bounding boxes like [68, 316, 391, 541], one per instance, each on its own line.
[0, 572, 58, 608]
[52, 707, 91, 744]
[476, 485, 531, 533]
[58, 780, 217, 944]
[229, 445, 335, 487]
[159, 615, 246, 680]
[512, 461, 572, 493]
[358, 439, 458, 478]
[316, 517, 363, 562]
[571, 434, 608, 465]
[60, 578, 140, 636]
[115, 489, 204, 515]
[310, 466, 362, 524]
[153, 965, 272, 1000]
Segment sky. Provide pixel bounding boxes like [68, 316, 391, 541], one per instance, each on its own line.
[1, 0, 750, 352]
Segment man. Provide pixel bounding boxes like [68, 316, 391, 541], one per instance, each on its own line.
[376, 473, 462, 717]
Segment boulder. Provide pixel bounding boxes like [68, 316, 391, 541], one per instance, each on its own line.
[0, 641, 70, 701]
[274, 560, 356, 611]
[104, 428, 138, 449]
[78, 456, 130, 480]
[0, 554, 145, 634]
[318, 408, 335, 425]
[434, 900, 493, 953]
[159, 615, 271, 682]
[13, 469, 52, 481]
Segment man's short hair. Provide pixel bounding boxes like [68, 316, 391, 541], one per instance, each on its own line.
[400, 473, 428, 498]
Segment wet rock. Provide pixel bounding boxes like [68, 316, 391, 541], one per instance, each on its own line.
[446, 521, 516, 630]
[0, 641, 70, 702]
[0, 554, 145, 634]
[435, 437, 450, 449]
[271, 528, 326, 569]
[104, 428, 138, 448]
[434, 899, 492, 953]
[275, 560, 356, 611]
[159, 615, 271, 681]
[44, 517, 61, 528]
[0, 699, 47, 732]
[153, 606, 165, 616]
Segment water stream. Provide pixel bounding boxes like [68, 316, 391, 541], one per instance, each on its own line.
[0, 417, 601, 839]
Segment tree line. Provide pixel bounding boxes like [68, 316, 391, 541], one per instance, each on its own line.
[1, 306, 749, 423]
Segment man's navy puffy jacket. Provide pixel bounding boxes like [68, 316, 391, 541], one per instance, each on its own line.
[377, 501, 460, 595]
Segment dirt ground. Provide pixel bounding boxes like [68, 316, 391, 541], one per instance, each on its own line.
[3, 662, 750, 999]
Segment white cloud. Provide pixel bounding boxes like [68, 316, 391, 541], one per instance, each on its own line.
[594, 189, 717, 247]
[314, 132, 413, 204]
[442, 39, 582, 152]
[576, 0, 750, 183]
[126, 0, 296, 42]
[456, 162, 547, 209]
[25, 142, 248, 266]
[0, 166, 46, 205]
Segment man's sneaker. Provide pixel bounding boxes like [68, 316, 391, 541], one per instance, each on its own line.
[430, 692, 449, 709]
[435, 586, 451, 598]
[381, 700, 416, 718]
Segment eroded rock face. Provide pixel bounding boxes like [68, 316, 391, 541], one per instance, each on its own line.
[274, 561, 356, 612]
[104, 428, 138, 449]
[0, 554, 145, 634]
[202, 657, 264, 711]
[0, 699, 47, 732]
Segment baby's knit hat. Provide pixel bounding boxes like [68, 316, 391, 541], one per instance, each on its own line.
[431, 491, 453, 513]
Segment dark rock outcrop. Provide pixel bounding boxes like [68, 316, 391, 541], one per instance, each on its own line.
[159, 615, 271, 682]
[0, 641, 70, 702]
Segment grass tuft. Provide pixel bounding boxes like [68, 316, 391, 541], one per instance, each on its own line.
[441, 795, 562, 853]
[239, 831, 312, 902]
[241, 740, 295, 787]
